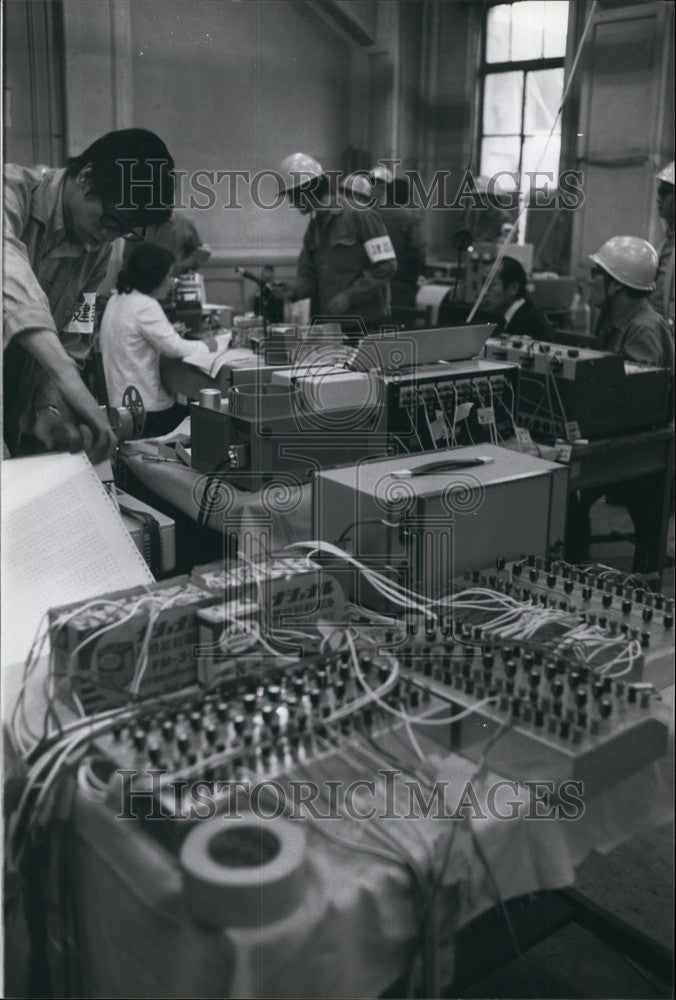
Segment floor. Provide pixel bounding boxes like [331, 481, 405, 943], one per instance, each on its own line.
[462, 500, 675, 1000]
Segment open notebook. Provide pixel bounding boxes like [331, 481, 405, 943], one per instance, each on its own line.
[181, 332, 255, 379]
[1, 452, 154, 675]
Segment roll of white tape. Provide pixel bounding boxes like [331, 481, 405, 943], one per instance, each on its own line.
[199, 388, 222, 410]
[180, 812, 307, 927]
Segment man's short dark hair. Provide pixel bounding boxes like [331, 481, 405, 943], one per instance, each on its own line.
[117, 243, 175, 295]
[499, 256, 528, 295]
[66, 129, 175, 227]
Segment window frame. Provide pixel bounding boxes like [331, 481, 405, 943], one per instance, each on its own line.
[478, 1, 569, 187]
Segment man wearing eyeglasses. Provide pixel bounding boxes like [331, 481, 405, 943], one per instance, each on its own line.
[3, 128, 175, 461]
[567, 235, 673, 571]
[589, 236, 673, 370]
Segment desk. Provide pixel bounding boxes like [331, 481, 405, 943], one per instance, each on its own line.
[121, 441, 312, 558]
[566, 426, 674, 576]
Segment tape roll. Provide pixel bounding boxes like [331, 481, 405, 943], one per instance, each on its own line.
[180, 812, 307, 927]
[200, 388, 222, 410]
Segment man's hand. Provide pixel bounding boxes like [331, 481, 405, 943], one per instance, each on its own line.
[16, 329, 118, 463]
[32, 395, 117, 465]
[269, 280, 297, 301]
[326, 292, 352, 314]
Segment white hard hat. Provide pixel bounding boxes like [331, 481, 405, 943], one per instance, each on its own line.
[370, 164, 393, 184]
[277, 152, 324, 195]
[589, 235, 659, 292]
[656, 161, 674, 186]
[341, 171, 373, 201]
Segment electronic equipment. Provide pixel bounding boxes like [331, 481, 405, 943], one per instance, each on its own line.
[352, 324, 496, 368]
[77, 573, 669, 828]
[313, 444, 568, 607]
[11, 554, 670, 889]
[191, 351, 520, 485]
[464, 242, 534, 303]
[380, 359, 519, 448]
[408, 633, 669, 795]
[484, 335, 673, 440]
[458, 556, 674, 690]
[190, 382, 385, 488]
[273, 358, 519, 449]
[116, 489, 176, 575]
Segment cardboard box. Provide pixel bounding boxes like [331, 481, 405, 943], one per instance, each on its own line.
[49, 577, 218, 712]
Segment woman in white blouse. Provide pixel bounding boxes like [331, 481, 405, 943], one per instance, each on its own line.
[100, 243, 216, 437]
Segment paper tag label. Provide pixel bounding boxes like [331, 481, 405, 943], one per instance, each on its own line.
[556, 443, 573, 463]
[477, 406, 495, 426]
[429, 412, 446, 441]
[515, 427, 533, 447]
[63, 293, 96, 334]
[455, 402, 473, 422]
[565, 420, 582, 442]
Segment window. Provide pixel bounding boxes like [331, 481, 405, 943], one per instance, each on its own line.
[479, 1, 570, 192]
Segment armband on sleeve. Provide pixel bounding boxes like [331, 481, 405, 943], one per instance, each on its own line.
[363, 235, 396, 264]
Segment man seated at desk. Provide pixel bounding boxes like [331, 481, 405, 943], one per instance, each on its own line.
[567, 235, 673, 572]
[590, 236, 673, 369]
[485, 256, 554, 340]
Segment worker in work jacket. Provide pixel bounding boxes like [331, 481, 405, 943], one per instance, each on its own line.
[272, 153, 397, 340]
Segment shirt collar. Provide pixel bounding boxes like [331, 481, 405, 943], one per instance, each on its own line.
[504, 297, 526, 325]
[31, 167, 99, 256]
[618, 296, 653, 327]
[31, 167, 66, 232]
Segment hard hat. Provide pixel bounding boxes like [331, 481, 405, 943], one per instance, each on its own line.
[656, 161, 674, 186]
[370, 164, 393, 184]
[589, 236, 659, 292]
[341, 171, 373, 201]
[277, 152, 324, 195]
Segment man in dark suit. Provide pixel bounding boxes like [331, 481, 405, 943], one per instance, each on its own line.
[487, 256, 553, 340]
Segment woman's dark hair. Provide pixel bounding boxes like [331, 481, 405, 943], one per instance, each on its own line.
[117, 244, 175, 295]
[499, 256, 528, 295]
[66, 129, 175, 227]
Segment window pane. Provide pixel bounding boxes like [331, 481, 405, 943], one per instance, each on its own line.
[486, 4, 511, 63]
[543, 1, 569, 58]
[483, 71, 524, 135]
[521, 133, 562, 184]
[510, 1, 545, 61]
[524, 68, 564, 134]
[481, 136, 521, 189]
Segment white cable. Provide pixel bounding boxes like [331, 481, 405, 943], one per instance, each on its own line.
[346, 632, 496, 728]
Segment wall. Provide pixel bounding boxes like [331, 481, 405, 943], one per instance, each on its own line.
[569, 0, 675, 278]
[4, 0, 65, 166]
[14, 0, 675, 294]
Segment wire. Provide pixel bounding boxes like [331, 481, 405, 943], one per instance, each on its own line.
[347, 630, 497, 727]
[406, 404, 426, 452]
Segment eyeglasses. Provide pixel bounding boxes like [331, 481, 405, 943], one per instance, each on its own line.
[100, 204, 147, 242]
